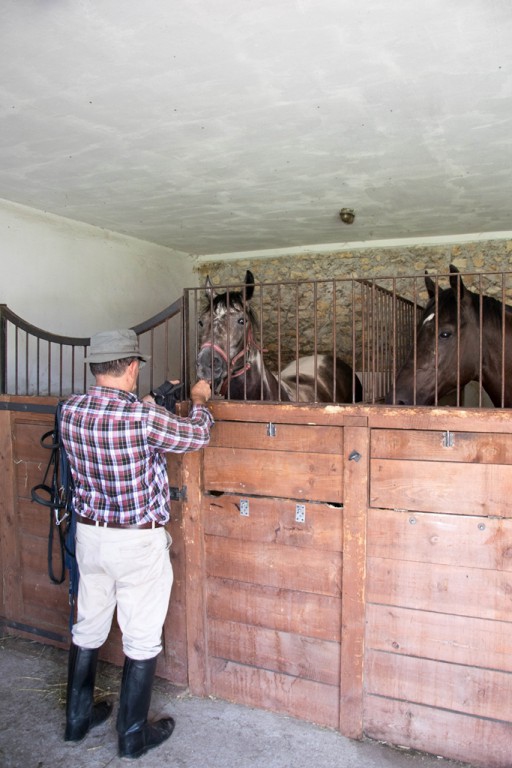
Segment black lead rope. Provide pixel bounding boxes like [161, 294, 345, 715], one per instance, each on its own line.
[31, 424, 69, 585]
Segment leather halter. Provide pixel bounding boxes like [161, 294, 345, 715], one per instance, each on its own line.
[200, 326, 256, 396]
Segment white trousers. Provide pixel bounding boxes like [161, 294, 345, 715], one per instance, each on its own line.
[72, 523, 173, 660]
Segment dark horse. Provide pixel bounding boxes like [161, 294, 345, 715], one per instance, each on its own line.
[196, 270, 362, 403]
[386, 264, 512, 407]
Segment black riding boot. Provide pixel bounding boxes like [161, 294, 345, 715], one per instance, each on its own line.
[64, 643, 113, 742]
[117, 656, 175, 759]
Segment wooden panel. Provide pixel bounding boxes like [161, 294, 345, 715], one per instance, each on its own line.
[9, 394, 512, 768]
[206, 578, 341, 642]
[371, 428, 512, 464]
[367, 404, 512, 434]
[367, 649, 511, 722]
[12, 419, 54, 461]
[16, 460, 53, 501]
[19, 588, 69, 632]
[160, 450, 189, 685]
[208, 618, 339, 685]
[367, 508, 512, 571]
[209, 657, 340, 729]
[366, 604, 512, 672]
[21, 570, 69, 615]
[204, 446, 343, 502]
[209, 421, 343, 454]
[364, 696, 512, 768]
[339, 425, 368, 739]
[367, 556, 512, 621]
[181, 450, 208, 695]
[206, 536, 342, 597]
[202, 416, 349, 733]
[209, 400, 367, 428]
[203, 494, 343, 552]
[20, 501, 52, 539]
[0, 411, 22, 623]
[12, 414, 53, 503]
[21, 536, 61, 577]
[370, 458, 512, 516]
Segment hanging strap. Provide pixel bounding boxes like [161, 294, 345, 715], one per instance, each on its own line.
[31, 424, 68, 584]
[31, 403, 79, 629]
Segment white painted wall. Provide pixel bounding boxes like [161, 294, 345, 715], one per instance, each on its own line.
[0, 199, 197, 336]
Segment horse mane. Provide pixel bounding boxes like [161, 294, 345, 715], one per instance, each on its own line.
[468, 289, 511, 327]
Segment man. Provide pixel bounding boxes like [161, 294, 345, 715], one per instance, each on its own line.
[60, 328, 213, 759]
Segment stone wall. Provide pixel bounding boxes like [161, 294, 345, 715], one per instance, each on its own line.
[193, 238, 512, 398]
[197, 237, 512, 290]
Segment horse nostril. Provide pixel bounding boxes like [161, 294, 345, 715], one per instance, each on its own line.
[197, 350, 225, 379]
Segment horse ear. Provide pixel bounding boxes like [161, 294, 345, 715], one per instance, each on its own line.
[424, 271, 436, 298]
[204, 275, 218, 299]
[448, 264, 465, 297]
[244, 270, 255, 301]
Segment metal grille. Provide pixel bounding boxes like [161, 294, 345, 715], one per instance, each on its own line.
[185, 274, 424, 404]
[5, 268, 511, 406]
[0, 299, 183, 397]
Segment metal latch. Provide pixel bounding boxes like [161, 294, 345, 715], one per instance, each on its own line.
[267, 422, 276, 437]
[442, 431, 455, 448]
[169, 485, 187, 501]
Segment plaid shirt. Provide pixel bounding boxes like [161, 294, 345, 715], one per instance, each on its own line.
[60, 386, 214, 526]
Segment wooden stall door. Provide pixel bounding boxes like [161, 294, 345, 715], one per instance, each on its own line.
[0, 397, 189, 686]
[365, 409, 512, 768]
[0, 402, 71, 647]
[182, 404, 369, 735]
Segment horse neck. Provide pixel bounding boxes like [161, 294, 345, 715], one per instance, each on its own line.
[228, 347, 289, 401]
[477, 295, 512, 407]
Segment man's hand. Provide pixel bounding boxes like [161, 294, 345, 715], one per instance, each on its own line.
[191, 379, 211, 405]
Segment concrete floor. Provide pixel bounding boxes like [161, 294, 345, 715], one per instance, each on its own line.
[0, 633, 475, 768]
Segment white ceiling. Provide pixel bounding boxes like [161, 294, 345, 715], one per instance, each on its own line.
[1, 0, 512, 257]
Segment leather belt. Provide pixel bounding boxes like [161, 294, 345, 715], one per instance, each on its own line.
[77, 516, 161, 530]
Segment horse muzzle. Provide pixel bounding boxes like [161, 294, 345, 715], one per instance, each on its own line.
[197, 347, 227, 393]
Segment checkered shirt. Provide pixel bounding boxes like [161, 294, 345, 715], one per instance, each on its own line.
[60, 386, 214, 525]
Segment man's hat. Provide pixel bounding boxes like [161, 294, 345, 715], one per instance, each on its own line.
[84, 329, 151, 365]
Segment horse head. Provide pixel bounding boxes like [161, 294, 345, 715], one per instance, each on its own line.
[386, 265, 479, 405]
[196, 270, 258, 396]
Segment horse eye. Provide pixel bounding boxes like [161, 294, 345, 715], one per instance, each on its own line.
[439, 331, 451, 339]
[237, 317, 245, 325]
[198, 320, 203, 328]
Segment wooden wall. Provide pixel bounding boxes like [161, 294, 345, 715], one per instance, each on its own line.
[182, 407, 367, 732]
[0, 400, 68, 646]
[178, 401, 512, 768]
[0, 397, 188, 684]
[364, 409, 512, 768]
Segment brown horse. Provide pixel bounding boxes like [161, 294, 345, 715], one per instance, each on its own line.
[386, 265, 512, 407]
[196, 270, 362, 403]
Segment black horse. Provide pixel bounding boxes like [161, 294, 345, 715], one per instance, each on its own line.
[386, 265, 512, 407]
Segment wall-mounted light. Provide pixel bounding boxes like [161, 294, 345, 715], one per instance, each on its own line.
[339, 208, 355, 224]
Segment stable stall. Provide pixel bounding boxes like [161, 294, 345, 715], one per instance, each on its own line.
[1, 271, 511, 768]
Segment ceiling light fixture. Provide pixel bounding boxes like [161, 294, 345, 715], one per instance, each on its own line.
[339, 208, 355, 224]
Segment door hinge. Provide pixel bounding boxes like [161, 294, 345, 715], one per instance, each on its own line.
[169, 485, 187, 501]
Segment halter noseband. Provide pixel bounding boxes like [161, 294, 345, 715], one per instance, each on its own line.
[200, 326, 256, 395]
